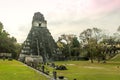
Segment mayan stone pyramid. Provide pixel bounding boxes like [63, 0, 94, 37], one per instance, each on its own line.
[21, 12, 57, 62]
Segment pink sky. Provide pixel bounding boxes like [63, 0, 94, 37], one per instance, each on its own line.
[89, 0, 120, 14]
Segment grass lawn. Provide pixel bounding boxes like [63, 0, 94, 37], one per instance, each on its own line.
[46, 61, 120, 80]
[0, 60, 48, 80]
[0, 59, 120, 80]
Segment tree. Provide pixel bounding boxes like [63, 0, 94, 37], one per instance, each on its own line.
[71, 37, 80, 48]
[80, 28, 92, 45]
[79, 27, 104, 63]
[92, 28, 102, 43]
[71, 37, 80, 59]
[0, 22, 3, 32]
[0, 22, 21, 59]
[57, 34, 79, 60]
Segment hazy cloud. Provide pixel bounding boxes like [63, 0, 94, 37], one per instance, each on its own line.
[0, 0, 120, 43]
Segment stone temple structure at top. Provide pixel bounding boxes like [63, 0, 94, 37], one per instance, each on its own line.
[20, 12, 57, 62]
[32, 12, 47, 27]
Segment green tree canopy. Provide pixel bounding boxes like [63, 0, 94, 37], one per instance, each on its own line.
[0, 22, 21, 59]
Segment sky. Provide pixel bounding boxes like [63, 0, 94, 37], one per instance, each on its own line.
[0, 0, 120, 43]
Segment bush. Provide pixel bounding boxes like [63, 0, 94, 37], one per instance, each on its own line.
[55, 65, 67, 70]
[58, 76, 64, 79]
[8, 57, 13, 61]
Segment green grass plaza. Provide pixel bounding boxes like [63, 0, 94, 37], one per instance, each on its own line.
[0, 59, 120, 80]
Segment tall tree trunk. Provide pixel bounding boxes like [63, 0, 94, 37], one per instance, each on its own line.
[90, 52, 94, 63]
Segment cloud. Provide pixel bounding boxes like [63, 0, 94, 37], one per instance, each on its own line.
[90, 0, 120, 13]
[0, 0, 120, 43]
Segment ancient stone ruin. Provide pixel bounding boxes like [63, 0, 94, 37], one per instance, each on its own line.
[19, 12, 57, 62]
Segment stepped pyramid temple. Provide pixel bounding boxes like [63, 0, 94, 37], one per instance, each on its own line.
[19, 12, 57, 62]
